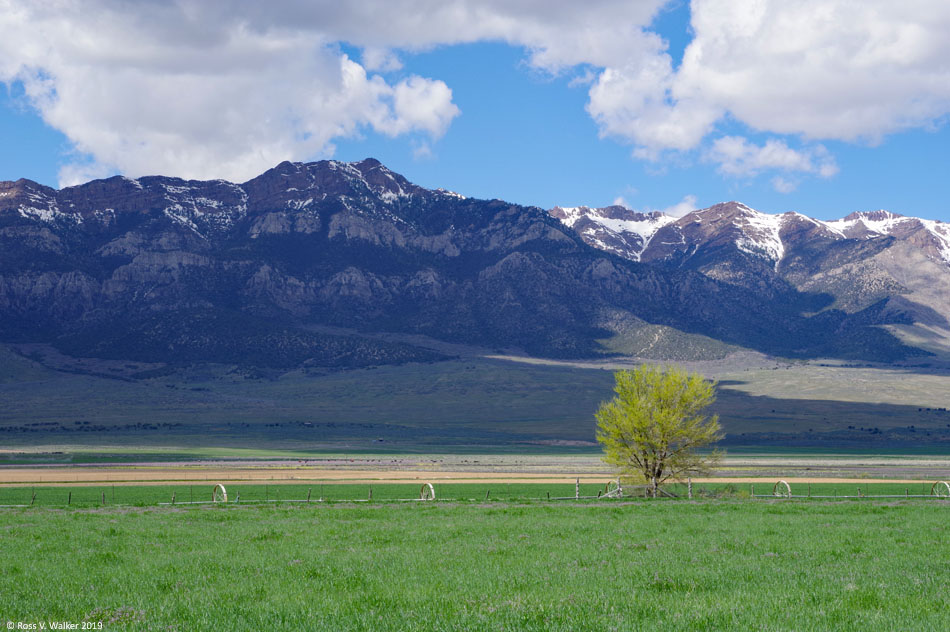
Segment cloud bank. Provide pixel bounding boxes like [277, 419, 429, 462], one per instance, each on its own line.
[0, 1, 468, 184]
[2, 1, 949, 188]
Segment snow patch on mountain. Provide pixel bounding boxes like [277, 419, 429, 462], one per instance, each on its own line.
[379, 189, 406, 203]
[331, 160, 374, 187]
[824, 210, 950, 264]
[921, 219, 950, 263]
[14, 185, 80, 224]
[733, 207, 785, 263]
[826, 210, 907, 235]
[161, 207, 199, 233]
[287, 198, 315, 210]
[194, 196, 223, 209]
[18, 204, 81, 224]
[552, 205, 676, 261]
[553, 201, 950, 269]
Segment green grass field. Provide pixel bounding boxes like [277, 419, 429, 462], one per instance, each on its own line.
[1, 482, 947, 508]
[2, 497, 949, 630]
[0, 483, 617, 507]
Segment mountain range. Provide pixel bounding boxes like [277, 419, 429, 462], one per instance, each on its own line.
[551, 202, 950, 360]
[1, 158, 947, 372]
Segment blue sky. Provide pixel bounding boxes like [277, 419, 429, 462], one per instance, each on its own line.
[1, 1, 948, 222]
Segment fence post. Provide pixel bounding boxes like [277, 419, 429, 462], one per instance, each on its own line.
[31, 492, 36, 506]
[101, 492, 105, 505]
[485, 489, 490, 500]
[68, 491, 71, 506]
[751, 484, 755, 497]
[307, 488, 312, 503]
[172, 492, 176, 505]
[547, 491, 550, 500]
[905, 488, 909, 498]
[368, 487, 373, 501]
[688, 477, 692, 500]
[575, 478, 579, 500]
[808, 483, 811, 498]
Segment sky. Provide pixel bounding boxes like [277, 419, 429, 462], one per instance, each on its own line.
[0, 0, 948, 222]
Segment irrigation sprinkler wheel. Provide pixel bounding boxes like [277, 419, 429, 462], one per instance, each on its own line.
[604, 480, 622, 498]
[931, 481, 950, 498]
[772, 480, 791, 499]
[420, 483, 435, 501]
[212, 484, 228, 503]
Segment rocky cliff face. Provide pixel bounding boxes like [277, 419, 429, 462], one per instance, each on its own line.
[0, 160, 926, 368]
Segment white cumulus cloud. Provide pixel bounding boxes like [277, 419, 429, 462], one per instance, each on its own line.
[2, 0, 948, 188]
[0, 1, 464, 185]
[361, 48, 403, 73]
[654, 194, 698, 218]
[706, 137, 839, 180]
[0, 0, 673, 185]
[584, 0, 950, 184]
[680, 0, 950, 144]
[771, 177, 798, 194]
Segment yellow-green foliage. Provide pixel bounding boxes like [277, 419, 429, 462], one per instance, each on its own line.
[596, 365, 723, 492]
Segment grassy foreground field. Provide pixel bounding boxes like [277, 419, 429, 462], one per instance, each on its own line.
[3, 498, 950, 630]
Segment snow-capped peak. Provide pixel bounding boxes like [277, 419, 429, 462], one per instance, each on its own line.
[549, 205, 676, 260]
[825, 210, 910, 236]
[556, 199, 950, 269]
[674, 202, 788, 263]
[552, 205, 674, 234]
[818, 210, 950, 263]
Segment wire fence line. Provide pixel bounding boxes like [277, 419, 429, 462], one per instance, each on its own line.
[1, 479, 949, 509]
[750, 479, 950, 500]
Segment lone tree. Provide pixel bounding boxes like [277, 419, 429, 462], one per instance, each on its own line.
[596, 365, 723, 497]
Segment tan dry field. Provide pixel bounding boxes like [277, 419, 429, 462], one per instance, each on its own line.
[0, 465, 938, 487]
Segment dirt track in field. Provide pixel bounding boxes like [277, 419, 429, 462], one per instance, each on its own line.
[0, 466, 938, 486]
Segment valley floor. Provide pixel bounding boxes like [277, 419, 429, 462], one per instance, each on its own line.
[3, 500, 949, 630]
[4, 347, 950, 454]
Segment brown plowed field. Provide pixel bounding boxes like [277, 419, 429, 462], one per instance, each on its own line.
[0, 466, 934, 486]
